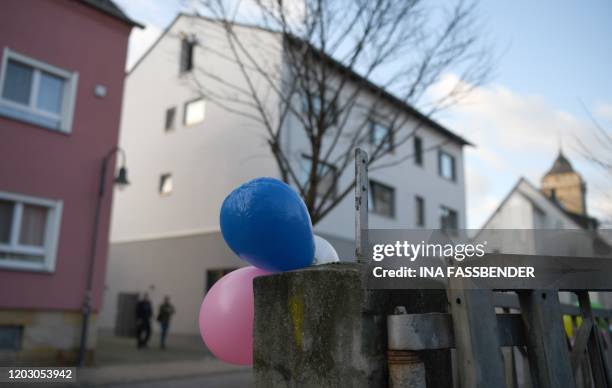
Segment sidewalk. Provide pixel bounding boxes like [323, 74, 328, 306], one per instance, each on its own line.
[70, 330, 249, 386]
[94, 329, 210, 367]
[77, 358, 251, 387]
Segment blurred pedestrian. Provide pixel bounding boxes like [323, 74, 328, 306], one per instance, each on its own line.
[157, 296, 175, 349]
[135, 293, 152, 348]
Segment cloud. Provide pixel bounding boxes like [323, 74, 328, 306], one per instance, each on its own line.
[595, 102, 612, 122]
[429, 73, 612, 228]
[431, 74, 594, 157]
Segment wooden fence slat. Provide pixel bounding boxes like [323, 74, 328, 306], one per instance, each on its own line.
[571, 318, 593, 374]
[354, 148, 368, 263]
[492, 291, 612, 318]
[518, 290, 576, 388]
[577, 291, 609, 388]
[601, 336, 612, 387]
[387, 312, 526, 350]
[502, 346, 519, 388]
[446, 288, 505, 387]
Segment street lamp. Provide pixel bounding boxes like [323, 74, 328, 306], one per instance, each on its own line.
[77, 147, 129, 366]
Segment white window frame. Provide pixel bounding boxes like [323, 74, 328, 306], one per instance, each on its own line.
[0, 47, 79, 133]
[0, 191, 63, 272]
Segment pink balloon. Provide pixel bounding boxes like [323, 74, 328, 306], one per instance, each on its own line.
[199, 266, 271, 365]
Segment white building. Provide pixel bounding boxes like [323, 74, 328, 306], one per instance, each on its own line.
[480, 152, 599, 233]
[99, 14, 471, 335]
[478, 153, 610, 306]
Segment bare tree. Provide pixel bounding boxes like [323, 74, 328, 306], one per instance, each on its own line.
[572, 101, 612, 224]
[186, 0, 492, 224]
[574, 101, 612, 176]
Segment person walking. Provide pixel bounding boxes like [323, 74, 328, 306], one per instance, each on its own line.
[157, 296, 175, 349]
[135, 293, 152, 348]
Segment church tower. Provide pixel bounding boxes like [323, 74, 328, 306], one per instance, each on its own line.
[541, 151, 587, 215]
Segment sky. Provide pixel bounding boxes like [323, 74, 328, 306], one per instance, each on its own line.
[115, 0, 612, 229]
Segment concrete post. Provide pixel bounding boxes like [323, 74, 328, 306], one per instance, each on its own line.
[253, 263, 451, 388]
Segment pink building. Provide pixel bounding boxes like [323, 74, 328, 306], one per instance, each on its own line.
[0, 0, 140, 363]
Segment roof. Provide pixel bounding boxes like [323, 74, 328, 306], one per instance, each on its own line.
[479, 177, 598, 230]
[544, 151, 575, 175]
[128, 13, 471, 147]
[282, 35, 472, 147]
[79, 0, 144, 28]
[560, 207, 599, 230]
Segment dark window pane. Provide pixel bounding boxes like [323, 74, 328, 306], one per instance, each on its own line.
[300, 156, 336, 198]
[159, 174, 173, 196]
[0, 200, 14, 243]
[414, 137, 423, 165]
[303, 95, 322, 115]
[370, 180, 395, 217]
[370, 121, 393, 151]
[302, 95, 338, 125]
[180, 39, 194, 73]
[165, 107, 176, 131]
[415, 196, 425, 227]
[0, 326, 23, 350]
[206, 268, 237, 291]
[440, 206, 458, 230]
[36, 72, 64, 114]
[2, 60, 33, 105]
[19, 204, 48, 246]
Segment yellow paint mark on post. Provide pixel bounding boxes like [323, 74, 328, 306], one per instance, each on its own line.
[289, 295, 304, 351]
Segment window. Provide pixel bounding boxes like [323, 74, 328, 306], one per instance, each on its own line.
[301, 94, 338, 126]
[440, 206, 458, 231]
[205, 268, 237, 292]
[415, 196, 425, 227]
[438, 150, 456, 181]
[180, 37, 195, 73]
[370, 120, 394, 152]
[300, 156, 337, 198]
[184, 98, 205, 126]
[369, 180, 395, 218]
[164, 107, 176, 132]
[159, 174, 173, 196]
[0, 192, 62, 272]
[414, 136, 423, 165]
[0, 48, 78, 132]
[0, 326, 23, 350]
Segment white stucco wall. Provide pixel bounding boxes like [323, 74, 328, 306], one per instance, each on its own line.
[479, 179, 586, 256]
[483, 179, 580, 231]
[110, 16, 283, 243]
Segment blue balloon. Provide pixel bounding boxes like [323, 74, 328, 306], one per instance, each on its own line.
[220, 177, 315, 271]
